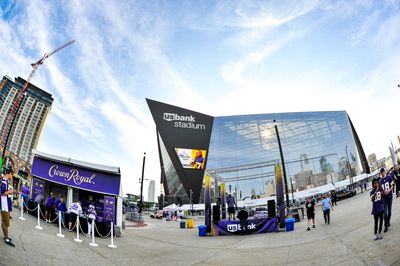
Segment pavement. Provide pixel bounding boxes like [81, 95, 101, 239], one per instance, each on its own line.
[1, 191, 400, 266]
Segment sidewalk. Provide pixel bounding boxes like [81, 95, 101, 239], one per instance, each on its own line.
[2, 191, 400, 265]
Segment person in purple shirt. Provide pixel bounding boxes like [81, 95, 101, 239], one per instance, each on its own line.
[371, 178, 384, 240]
[21, 182, 30, 213]
[55, 195, 67, 223]
[45, 192, 55, 223]
[1, 168, 17, 247]
[379, 168, 393, 232]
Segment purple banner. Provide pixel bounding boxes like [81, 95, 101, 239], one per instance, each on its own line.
[32, 178, 45, 201]
[213, 218, 278, 236]
[31, 157, 120, 195]
[103, 196, 115, 223]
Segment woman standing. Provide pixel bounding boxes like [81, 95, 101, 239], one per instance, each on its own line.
[371, 178, 384, 240]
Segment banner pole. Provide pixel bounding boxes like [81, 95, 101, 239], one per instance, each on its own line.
[108, 221, 117, 248]
[19, 195, 25, 221]
[56, 211, 65, 238]
[74, 216, 82, 242]
[89, 219, 98, 247]
[35, 205, 43, 230]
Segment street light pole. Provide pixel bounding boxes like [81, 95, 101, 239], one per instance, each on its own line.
[139, 152, 146, 214]
[274, 120, 290, 209]
[290, 177, 295, 206]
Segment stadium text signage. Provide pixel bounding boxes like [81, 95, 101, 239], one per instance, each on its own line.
[163, 112, 206, 130]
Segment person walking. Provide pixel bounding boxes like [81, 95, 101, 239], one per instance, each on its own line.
[322, 194, 333, 225]
[226, 194, 237, 221]
[379, 168, 393, 232]
[1, 168, 16, 247]
[305, 197, 315, 230]
[237, 207, 248, 235]
[370, 178, 384, 240]
[20, 182, 30, 213]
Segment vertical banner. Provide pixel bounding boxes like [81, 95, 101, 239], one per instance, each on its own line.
[103, 196, 116, 223]
[32, 178, 45, 201]
[275, 163, 285, 228]
[220, 183, 226, 220]
[204, 174, 211, 233]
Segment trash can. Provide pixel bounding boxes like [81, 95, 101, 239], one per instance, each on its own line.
[198, 225, 207, 236]
[285, 218, 295, 231]
[180, 221, 186, 229]
[187, 218, 194, 229]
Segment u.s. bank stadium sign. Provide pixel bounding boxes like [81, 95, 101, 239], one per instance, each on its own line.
[163, 112, 206, 130]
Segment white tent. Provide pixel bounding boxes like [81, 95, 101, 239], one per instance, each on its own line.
[163, 203, 178, 211]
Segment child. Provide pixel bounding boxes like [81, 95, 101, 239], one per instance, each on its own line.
[371, 178, 384, 240]
[86, 204, 97, 237]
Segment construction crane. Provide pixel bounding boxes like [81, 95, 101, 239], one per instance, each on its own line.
[0, 40, 75, 170]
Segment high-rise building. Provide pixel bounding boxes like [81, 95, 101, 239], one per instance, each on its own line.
[0, 76, 53, 166]
[147, 180, 155, 203]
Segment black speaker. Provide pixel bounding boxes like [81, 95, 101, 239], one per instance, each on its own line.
[212, 205, 220, 222]
[268, 200, 276, 217]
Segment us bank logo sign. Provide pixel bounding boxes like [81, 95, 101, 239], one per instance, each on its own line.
[163, 112, 206, 130]
[227, 223, 256, 232]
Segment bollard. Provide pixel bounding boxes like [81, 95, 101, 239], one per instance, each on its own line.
[56, 211, 65, 238]
[35, 205, 43, 230]
[89, 219, 98, 247]
[74, 216, 82, 242]
[19, 195, 25, 221]
[108, 221, 117, 248]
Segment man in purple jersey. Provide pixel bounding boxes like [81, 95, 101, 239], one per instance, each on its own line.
[370, 178, 384, 240]
[379, 168, 393, 232]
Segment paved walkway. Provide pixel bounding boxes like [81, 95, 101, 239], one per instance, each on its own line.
[1, 191, 400, 265]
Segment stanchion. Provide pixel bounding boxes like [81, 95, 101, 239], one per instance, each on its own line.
[35, 205, 43, 230]
[108, 221, 117, 248]
[19, 195, 25, 221]
[74, 216, 82, 243]
[89, 219, 98, 247]
[56, 211, 65, 238]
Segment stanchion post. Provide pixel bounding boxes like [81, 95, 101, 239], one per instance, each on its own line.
[108, 221, 117, 248]
[89, 219, 98, 247]
[74, 216, 82, 242]
[35, 205, 43, 230]
[19, 195, 25, 221]
[56, 211, 65, 238]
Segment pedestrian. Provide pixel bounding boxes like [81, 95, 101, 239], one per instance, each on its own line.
[364, 181, 367, 192]
[379, 168, 394, 232]
[69, 201, 82, 230]
[391, 165, 400, 197]
[305, 197, 315, 230]
[1, 168, 16, 247]
[45, 191, 55, 223]
[331, 192, 337, 206]
[86, 204, 97, 237]
[226, 194, 237, 221]
[370, 178, 384, 240]
[237, 207, 248, 235]
[20, 182, 30, 213]
[322, 194, 333, 224]
[55, 195, 67, 224]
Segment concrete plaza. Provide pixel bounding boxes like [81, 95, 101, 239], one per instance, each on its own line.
[1, 191, 400, 266]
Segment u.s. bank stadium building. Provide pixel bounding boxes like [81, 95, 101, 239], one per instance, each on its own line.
[146, 98, 370, 207]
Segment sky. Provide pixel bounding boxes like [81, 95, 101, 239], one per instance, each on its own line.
[0, 0, 399, 199]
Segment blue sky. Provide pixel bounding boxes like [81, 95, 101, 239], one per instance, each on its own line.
[0, 0, 399, 198]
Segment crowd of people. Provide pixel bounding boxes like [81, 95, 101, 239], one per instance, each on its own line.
[304, 164, 400, 241]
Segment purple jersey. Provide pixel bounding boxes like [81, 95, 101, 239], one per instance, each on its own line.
[379, 175, 393, 197]
[370, 188, 384, 215]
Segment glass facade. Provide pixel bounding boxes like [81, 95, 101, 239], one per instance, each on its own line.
[207, 111, 363, 202]
[148, 98, 369, 205]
